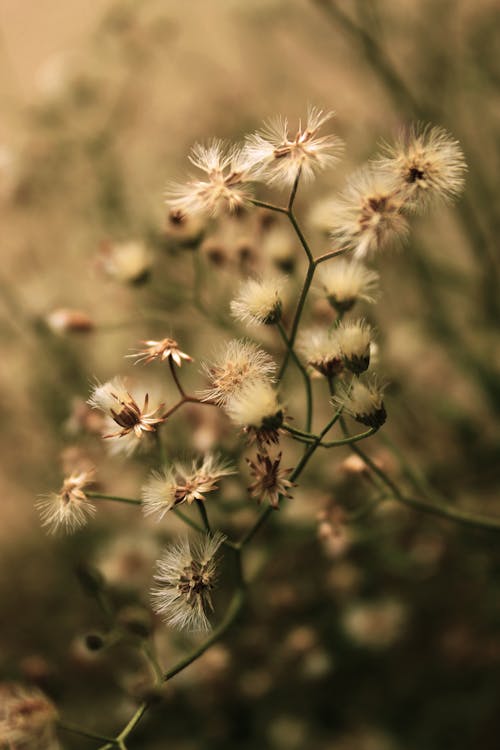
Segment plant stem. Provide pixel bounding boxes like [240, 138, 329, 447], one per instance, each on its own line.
[276, 322, 313, 432]
[196, 499, 212, 533]
[88, 493, 141, 506]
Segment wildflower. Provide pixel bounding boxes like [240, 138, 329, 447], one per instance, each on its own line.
[152, 532, 225, 631]
[297, 328, 343, 378]
[128, 337, 193, 367]
[0, 683, 59, 749]
[225, 380, 284, 445]
[99, 240, 152, 284]
[230, 275, 286, 326]
[332, 377, 387, 429]
[142, 454, 235, 519]
[329, 167, 408, 259]
[165, 139, 253, 217]
[199, 339, 277, 405]
[316, 259, 379, 313]
[335, 319, 373, 375]
[36, 470, 96, 534]
[374, 124, 467, 212]
[88, 377, 165, 439]
[247, 452, 295, 509]
[244, 107, 343, 187]
[45, 308, 94, 334]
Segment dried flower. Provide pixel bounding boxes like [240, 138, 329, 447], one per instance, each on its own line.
[88, 377, 165, 439]
[335, 319, 373, 375]
[128, 337, 193, 367]
[142, 454, 235, 519]
[316, 259, 379, 313]
[374, 124, 467, 212]
[332, 377, 387, 429]
[247, 452, 295, 509]
[99, 240, 152, 284]
[36, 470, 96, 534]
[165, 139, 253, 217]
[230, 275, 286, 326]
[244, 107, 343, 187]
[199, 339, 277, 405]
[0, 683, 59, 749]
[225, 380, 284, 445]
[152, 532, 225, 631]
[329, 167, 408, 259]
[297, 328, 343, 378]
[45, 308, 94, 334]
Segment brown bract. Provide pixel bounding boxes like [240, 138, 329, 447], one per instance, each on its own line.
[247, 452, 295, 509]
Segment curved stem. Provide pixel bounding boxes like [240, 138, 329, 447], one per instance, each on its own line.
[169, 357, 186, 397]
[276, 322, 313, 432]
[88, 492, 141, 506]
[195, 499, 212, 534]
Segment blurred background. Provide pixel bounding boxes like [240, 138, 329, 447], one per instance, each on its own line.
[1, 0, 500, 748]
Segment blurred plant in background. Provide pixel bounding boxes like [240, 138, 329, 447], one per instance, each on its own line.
[1, 1, 500, 749]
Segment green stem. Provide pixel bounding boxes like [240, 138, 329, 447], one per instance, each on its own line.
[87, 493, 141, 506]
[195, 499, 212, 533]
[276, 322, 313, 432]
[58, 722, 117, 744]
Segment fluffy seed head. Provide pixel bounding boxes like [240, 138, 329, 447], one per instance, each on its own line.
[374, 124, 467, 212]
[36, 470, 96, 534]
[225, 380, 283, 446]
[230, 275, 287, 326]
[243, 107, 344, 187]
[199, 339, 277, 405]
[88, 377, 165, 440]
[329, 168, 408, 259]
[0, 683, 59, 749]
[165, 139, 253, 217]
[335, 320, 374, 375]
[298, 328, 344, 378]
[152, 532, 225, 631]
[316, 259, 379, 313]
[332, 378, 387, 429]
[100, 240, 152, 284]
[142, 454, 235, 520]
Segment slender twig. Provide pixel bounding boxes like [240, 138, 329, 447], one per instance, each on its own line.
[58, 722, 117, 745]
[169, 357, 186, 397]
[276, 321, 313, 432]
[195, 499, 212, 534]
[88, 493, 141, 506]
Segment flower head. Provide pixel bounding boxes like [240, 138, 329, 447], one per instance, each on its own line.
[36, 470, 96, 534]
[244, 107, 343, 187]
[99, 240, 152, 284]
[298, 328, 343, 378]
[0, 683, 59, 749]
[316, 259, 379, 313]
[152, 532, 225, 631]
[230, 275, 287, 326]
[199, 339, 277, 405]
[332, 377, 387, 429]
[329, 167, 408, 259]
[128, 337, 193, 367]
[374, 124, 467, 212]
[142, 454, 235, 520]
[166, 139, 253, 217]
[88, 377, 165, 440]
[247, 452, 295, 509]
[225, 380, 283, 446]
[335, 319, 374, 375]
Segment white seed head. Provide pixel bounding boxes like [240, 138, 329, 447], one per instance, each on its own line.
[36, 470, 96, 535]
[88, 378, 165, 440]
[243, 106, 344, 188]
[199, 339, 277, 405]
[329, 167, 408, 259]
[332, 377, 387, 429]
[230, 275, 287, 326]
[335, 319, 374, 375]
[374, 123, 467, 212]
[152, 532, 225, 632]
[316, 259, 379, 312]
[101, 240, 152, 284]
[142, 454, 235, 520]
[298, 328, 343, 378]
[225, 380, 282, 428]
[0, 683, 59, 748]
[165, 139, 253, 217]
